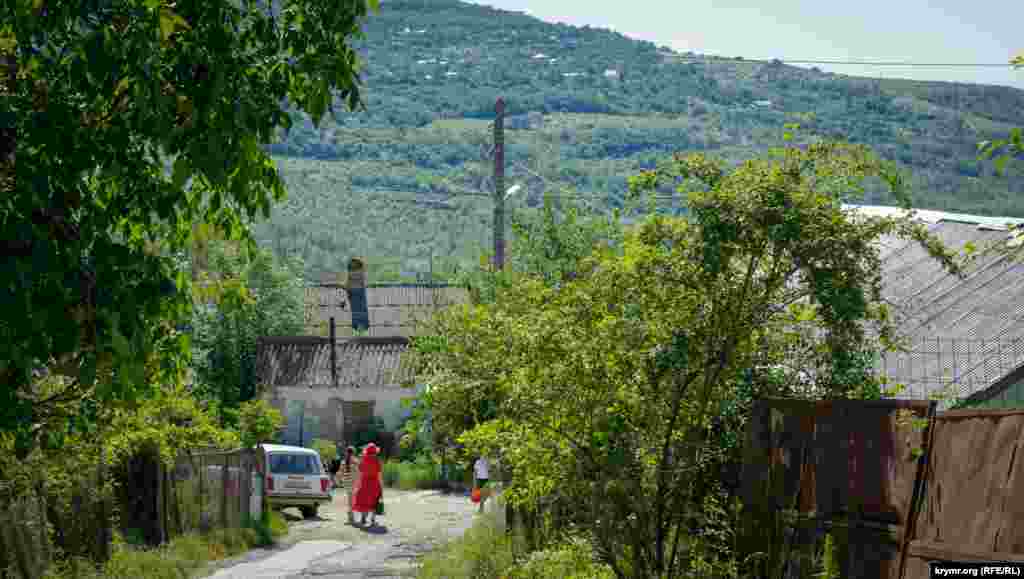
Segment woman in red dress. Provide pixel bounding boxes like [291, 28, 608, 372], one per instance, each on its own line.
[351, 442, 383, 526]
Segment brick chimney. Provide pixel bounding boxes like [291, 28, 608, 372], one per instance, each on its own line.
[347, 257, 369, 332]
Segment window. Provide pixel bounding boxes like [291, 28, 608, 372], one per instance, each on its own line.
[269, 453, 321, 475]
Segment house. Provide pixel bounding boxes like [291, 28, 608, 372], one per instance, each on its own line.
[256, 335, 416, 449]
[843, 205, 1024, 409]
[260, 259, 469, 450]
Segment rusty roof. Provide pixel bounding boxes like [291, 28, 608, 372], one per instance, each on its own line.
[255, 336, 415, 388]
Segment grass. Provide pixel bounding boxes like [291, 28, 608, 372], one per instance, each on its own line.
[416, 510, 614, 579]
[38, 511, 288, 579]
[382, 458, 443, 490]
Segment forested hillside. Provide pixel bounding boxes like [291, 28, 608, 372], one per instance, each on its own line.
[253, 0, 1024, 280]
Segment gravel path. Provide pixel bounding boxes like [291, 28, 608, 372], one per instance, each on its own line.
[199, 488, 483, 579]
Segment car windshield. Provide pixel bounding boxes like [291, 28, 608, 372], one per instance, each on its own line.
[269, 453, 321, 475]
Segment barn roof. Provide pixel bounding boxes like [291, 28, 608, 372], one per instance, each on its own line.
[843, 205, 1024, 407]
[255, 336, 414, 389]
[304, 284, 469, 338]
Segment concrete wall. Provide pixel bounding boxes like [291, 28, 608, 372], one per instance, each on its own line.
[266, 385, 419, 447]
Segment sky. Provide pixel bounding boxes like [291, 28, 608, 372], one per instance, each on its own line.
[468, 0, 1024, 89]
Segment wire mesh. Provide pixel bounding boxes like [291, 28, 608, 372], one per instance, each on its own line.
[878, 337, 1024, 408]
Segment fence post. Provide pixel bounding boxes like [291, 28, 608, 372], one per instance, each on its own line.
[330, 317, 337, 387]
[222, 454, 230, 529]
[896, 400, 938, 579]
[97, 446, 110, 562]
[155, 458, 165, 545]
[35, 478, 50, 579]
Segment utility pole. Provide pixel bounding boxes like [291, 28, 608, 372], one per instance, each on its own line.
[493, 97, 506, 270]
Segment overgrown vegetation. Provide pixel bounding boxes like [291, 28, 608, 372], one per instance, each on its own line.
[37, 512, 287, 579]
[1, 0, 369, 575]
[411, 142, 959, 577]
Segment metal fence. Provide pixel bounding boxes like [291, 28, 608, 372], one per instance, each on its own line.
[878, 338, 1024, 407]
[742, 399, 1024, 578]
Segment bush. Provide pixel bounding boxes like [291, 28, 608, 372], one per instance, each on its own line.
[39, 519, 286, 579]
[311, 438, 338, 466]
[508, 536, 615, 579]
[383, 455, 442, 490]
[416, 512, 521, 579]
[238, 399, 284, 448]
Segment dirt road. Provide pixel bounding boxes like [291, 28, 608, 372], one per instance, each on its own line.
[200, 488, 482, 579]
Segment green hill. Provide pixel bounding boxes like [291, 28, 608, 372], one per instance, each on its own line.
[252, 0, 1024, 280]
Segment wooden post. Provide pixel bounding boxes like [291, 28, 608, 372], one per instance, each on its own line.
[155, 459, 165, 545]
[97, 447, 110, 562]
[493, 97, 506, 270]
[330, 317, 337, 387]
[222, 454, 230, 529]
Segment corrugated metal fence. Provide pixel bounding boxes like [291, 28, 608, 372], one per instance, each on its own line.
[742, 399, 1024, 578]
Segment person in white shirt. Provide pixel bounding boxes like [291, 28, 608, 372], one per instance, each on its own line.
[473, 456, 490, 513]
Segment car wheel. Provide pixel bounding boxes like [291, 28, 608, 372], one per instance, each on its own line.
[300, 505, 318, 519]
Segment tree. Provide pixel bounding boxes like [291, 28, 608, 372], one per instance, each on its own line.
[1, 0, 376, 454]
[190, 235, 306, 421]
[414, 142, 959, 578]
[977, 53, 1024, 174]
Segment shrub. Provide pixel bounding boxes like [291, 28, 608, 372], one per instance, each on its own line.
[237, 399, 284, 448]
[40, 523, 278, 579]
[383, 456, 441, 490]
[311, 438, 338, 465]
[508, 536, 615, 579]
[416, 512, 521, 579]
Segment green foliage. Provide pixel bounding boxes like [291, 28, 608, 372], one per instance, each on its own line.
[416, 512, 522, 579]
[2, 0, 373, 456]
[976, 55, 1024, 176]
[103, 384, 239, 469]
[190, 236, 306, 417]
[242, 2, 1024, 283]
[814, 533, 841, 579]
[311, 438, 338, 465]
[40, 521, 282, 579]
[418, 142, 959, 578]
[382, 455, 441, 490]
[416, 510, 615, 579]
[508, 536, 616, 579]
[237, 399, 285, 449]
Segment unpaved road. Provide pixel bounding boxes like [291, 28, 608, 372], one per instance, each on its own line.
[199, 488, 483, 579]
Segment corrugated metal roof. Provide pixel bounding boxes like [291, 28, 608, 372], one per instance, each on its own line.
[255, 336, 414, 388]
[851, 205, 1024, 406]
[842, 204, 1024, 231]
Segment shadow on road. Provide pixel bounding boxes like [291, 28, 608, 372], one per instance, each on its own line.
[355, 523, 389, 535]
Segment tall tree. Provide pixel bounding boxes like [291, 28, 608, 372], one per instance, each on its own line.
[191, 235, 306, 420]
[415, 142, 960, 578]
[1, 0, 376, 454]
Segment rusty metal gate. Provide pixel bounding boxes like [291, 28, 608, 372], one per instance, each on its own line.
[741, 398, 935, 579]
[743, 400, 1024, 578]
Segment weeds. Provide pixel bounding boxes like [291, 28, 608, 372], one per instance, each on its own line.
[35, 511, 288, 579]
[416, 510, 614, 579]
[383, 457, 443, 490]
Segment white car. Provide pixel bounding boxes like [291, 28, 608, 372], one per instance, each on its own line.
[260, 444, 333, 519]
